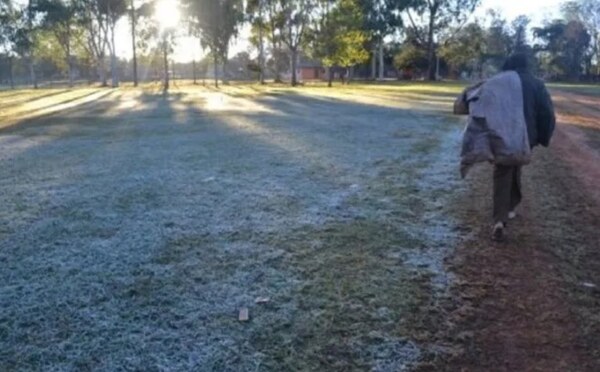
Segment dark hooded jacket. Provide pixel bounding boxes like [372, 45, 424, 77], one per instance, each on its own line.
[503, 56, 556, 147]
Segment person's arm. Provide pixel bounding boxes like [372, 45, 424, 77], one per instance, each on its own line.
[536, 82, 556, 147]
[453, 81, 484, 115]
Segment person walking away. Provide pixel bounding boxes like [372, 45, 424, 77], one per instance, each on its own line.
[456, 53, 556, 241]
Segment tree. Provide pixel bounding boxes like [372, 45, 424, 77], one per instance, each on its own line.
[25, 0, 38, 88]
[80, 0, 106, 85]
[480, 10, 511, 71]
[130, 0, 138, 86]
[278, 0, 315, 86]
[183, 0, 244, 88]
[562, 0, 600, 76]
[264, 0, 287, 82]
[534, 20, 591, 80]
[511, 15, 530, 53]
[393, 39, 429, 78]
[99, 0, 127, 87]
[311, 0, 369, 86]
[78, 0, 126, 87]
[359, 0, 407, 80]
[0, 0, 17, 88]
[405, 0, 481, 80]
[0, 0, 14, 50]
[247, 0, 267, 84]
[37, 0, 83, 87]
[438, 22, 484, 77]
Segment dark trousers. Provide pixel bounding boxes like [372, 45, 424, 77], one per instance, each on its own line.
[493, 165, 522, 224]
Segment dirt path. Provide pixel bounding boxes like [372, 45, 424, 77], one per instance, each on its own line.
[439, 90, 600, 371]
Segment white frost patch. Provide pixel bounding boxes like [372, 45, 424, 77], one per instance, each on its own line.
[0, 134, 53, 159]
[1, 90, 465, 370]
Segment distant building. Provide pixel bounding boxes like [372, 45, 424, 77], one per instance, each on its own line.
[285, 54, 326, 81]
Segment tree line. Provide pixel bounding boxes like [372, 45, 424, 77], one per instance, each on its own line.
[1, 0, 599, 89]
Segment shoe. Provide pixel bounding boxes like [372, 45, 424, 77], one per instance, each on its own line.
[492, 222, 505, 242]
[508, 211, 517, 220]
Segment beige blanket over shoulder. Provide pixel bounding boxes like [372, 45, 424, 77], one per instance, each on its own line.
[460, 71, 531, 178]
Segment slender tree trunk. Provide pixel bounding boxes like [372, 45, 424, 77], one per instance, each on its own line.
[8, 56, 14, 89]
[68, 59, 73, 87]
[213, 54, 219, 88]
[426, 10, 437, 81]
[327, 66, 333, 87]
[99, 57, 108, 87]
[131, 0, 138, 87]
[258, 0, 266, 85]
[223, 59, 229, 85]
[371, 45, 376, 80]
[595, 38, 600, 77]
[291, 47, 298, 86]
[378, 40, 384, 81]
[29, 56, 37, 89]
[27, 0, 37, 89]
[67, 42, 74, 88]
[163, 39, 169, 90]
[273, 47, 282, 83]
[258, 32, 265, 84]
[269, 22, 282, 83]
[110, 21, 118, 87]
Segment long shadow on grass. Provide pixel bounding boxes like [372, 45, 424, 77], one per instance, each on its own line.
[0, 88, 71, 108]
[0, 89, 463, 371]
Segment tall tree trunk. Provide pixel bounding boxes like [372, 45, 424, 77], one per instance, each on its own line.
[68, 59, 73, 87]
[348, 66, 354, 84]
[595, 37, 600, 76]
[223, 59, 229, 85]
[327, 66, 333, 87]
[291, 47, 298, 86]
[27, 0, 37, 89]
[258, 31, 265, 84]
[426, 10, 436, 81]
[371, 45, 376, 80]
[378, 40, 384, 81]
[67, 42, 74, 88]
[258, 1, 266, 85]
[29, 56, 37, 89]
[213, 54, 219, 88]
[163, 39, 169, 90]
[273, 46, 282, 83]
[99, 57, 108, 87]
[131, 0, 138, 87]
[8, 56, 14, 89]
[110, 24, 118, 87]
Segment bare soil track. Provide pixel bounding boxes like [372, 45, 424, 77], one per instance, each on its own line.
[434, 89, 600, 372]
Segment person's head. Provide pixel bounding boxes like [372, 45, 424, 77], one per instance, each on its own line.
[502, 53, 529, 72]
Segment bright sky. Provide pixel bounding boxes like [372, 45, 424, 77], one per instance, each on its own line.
[476, 0, 563, 23]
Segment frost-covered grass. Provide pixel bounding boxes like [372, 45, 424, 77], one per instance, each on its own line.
[0, 84, 465, 370]
[0, 87, 113, 129]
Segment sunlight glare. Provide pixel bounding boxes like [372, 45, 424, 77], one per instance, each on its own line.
[155, 0, 181, 31]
